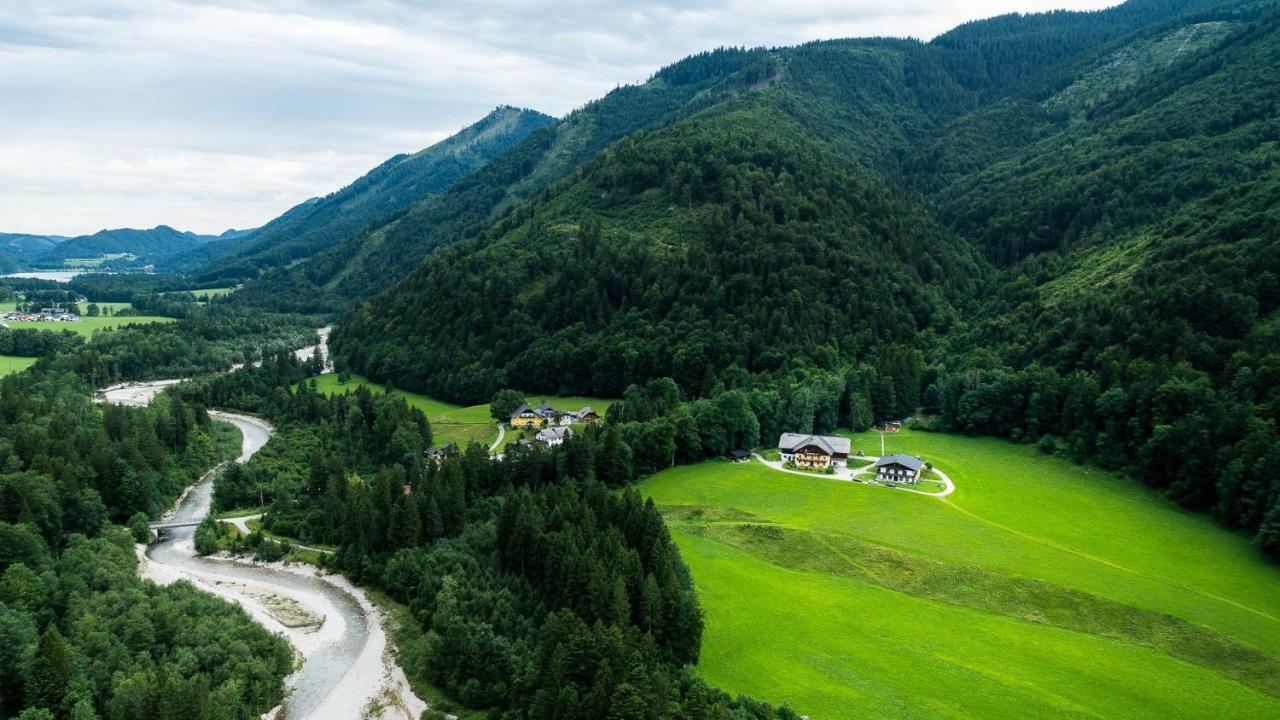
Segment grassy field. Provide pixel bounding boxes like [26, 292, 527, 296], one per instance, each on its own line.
[3, 300, 173, 337]
[0, 355, 37, 376]
[309, 372, 612, 450]
[5, 314, 175, 337]
[640, 429, 1280, 720]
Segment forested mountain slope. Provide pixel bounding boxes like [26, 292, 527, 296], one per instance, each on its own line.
[335, 108, 982, 401]
[331, 0, 1280, 555]
[0, 233, 65, 271]
[230, 48, 784, 311]
[175, 106, 555, 280]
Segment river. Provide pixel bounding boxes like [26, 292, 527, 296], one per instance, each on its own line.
[101, 329, 425, 720]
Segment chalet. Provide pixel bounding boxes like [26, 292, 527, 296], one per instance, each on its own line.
[874, 454, 924, 485]
[777, 433, 851, 470]
[536, 426, 572, 447]
[534, 402, 556, 419]
[726, 449, 750, 463]
[578, 406, 601, 424]
[424, 442, 459, 463]
[558, 411, 578, 426]
[510, 404, 546, 428]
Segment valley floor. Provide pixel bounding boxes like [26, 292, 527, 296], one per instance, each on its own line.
[310, 371, 613, 450]
[640, 429, 1280, 720]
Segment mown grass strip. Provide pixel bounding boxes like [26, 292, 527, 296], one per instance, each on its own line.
[681, 521, 1280, 698]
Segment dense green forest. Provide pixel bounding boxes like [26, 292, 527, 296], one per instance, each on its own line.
[174, 358, 801, 718]
[328, 0, 1280, 555]
[0, 361, 292, 720]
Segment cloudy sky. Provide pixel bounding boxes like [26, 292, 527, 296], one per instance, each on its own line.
[1, 0, 1116, 236]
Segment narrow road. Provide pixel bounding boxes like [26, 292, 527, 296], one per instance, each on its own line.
[488, 423, 506, 454]
[219, 512, 335, 555]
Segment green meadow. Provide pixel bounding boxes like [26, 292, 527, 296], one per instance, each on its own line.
[310, 372, 612, 450]
[640, 429, 1280, 720]
[3, 301, 173, 337]
[4, 314, 175, 337]
[0, 355, 37, 376]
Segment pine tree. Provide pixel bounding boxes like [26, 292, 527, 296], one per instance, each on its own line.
[28, 625, 71, 715]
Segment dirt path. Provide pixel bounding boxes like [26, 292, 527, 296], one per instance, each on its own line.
[752, 453, 956, 497]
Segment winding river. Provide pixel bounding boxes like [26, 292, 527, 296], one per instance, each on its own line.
[100, 329, 424, 720]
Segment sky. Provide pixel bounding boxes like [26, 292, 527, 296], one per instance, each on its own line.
[0, 0, 1117, 236]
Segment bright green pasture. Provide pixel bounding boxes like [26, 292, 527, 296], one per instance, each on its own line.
[310, 372, 613, 450]
[641, 429, 1280, 720]
[0, 355, 36, 376]
[5, 314, 175, 337]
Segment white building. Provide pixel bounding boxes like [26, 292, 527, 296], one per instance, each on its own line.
[536, 426, 573, 447]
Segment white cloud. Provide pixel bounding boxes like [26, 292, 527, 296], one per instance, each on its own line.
[0, 0, 1117, 236]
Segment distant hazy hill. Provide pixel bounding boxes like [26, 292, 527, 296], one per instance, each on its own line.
[175, 105, 556, 279]
[0, 232, 67, 271]
[29, 225, 249, 266]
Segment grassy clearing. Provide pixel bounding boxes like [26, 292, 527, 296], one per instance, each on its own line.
[310, 372, 613, 451]
[641, 429, 1280, 719]
[5, 313, 175, 337]
[0, 355, 37, 376]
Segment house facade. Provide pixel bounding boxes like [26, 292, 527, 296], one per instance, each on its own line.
[536, 426, 572, 447]
[874, 454, 924, 484]
[777, 433, 851, 469]
[510, 404, 546, 428]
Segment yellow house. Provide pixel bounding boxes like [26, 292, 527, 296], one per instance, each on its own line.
[510, 403, 547, 428]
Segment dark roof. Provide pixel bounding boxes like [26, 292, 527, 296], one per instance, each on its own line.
[777, 433, 851, 455]
[874, 454, 924, 471]
[510, 403, 533, 418]
[727, 449, 750, 459]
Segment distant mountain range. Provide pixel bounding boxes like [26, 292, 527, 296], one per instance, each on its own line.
[163, 105, 557, 279]
[0, 226, 252, 272]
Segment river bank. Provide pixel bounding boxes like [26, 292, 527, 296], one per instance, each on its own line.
[103, 363, 428, 720]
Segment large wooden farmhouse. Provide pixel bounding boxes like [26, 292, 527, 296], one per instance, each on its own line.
[874, 454, 924, 484]
[777, 433, 851, 469]
[510, 404, 546, 428]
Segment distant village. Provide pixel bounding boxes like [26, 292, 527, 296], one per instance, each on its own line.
[1, 306, 81, 323]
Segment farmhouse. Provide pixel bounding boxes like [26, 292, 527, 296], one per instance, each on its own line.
[778, 433, 851, 469]
[536, 426, 572, 446]
[424, 442, 459, 463]
[874, 454, 924, 484]
[510, 404, 546, 428]
[578, 406, 601, 424]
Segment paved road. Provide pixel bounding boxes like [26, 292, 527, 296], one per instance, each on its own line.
[488, 423, 506, 454]
[219, 512, 335, 555]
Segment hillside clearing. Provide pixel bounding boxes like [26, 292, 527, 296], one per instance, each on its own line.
[641, 430, 1280, 719]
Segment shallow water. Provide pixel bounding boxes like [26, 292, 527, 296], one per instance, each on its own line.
[105, 390, 380, 719]
[1, 270, 88, 282]
[146, 441, 371, 719]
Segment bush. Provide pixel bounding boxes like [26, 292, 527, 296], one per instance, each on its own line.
[193, 516, 221, 556]
[1038, 434, 1058, 455]
[256, 538, 289, 563]
[128, 512, 152, 544]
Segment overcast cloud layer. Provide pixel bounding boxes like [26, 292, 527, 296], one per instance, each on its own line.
[1, 0, 1116, 236]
